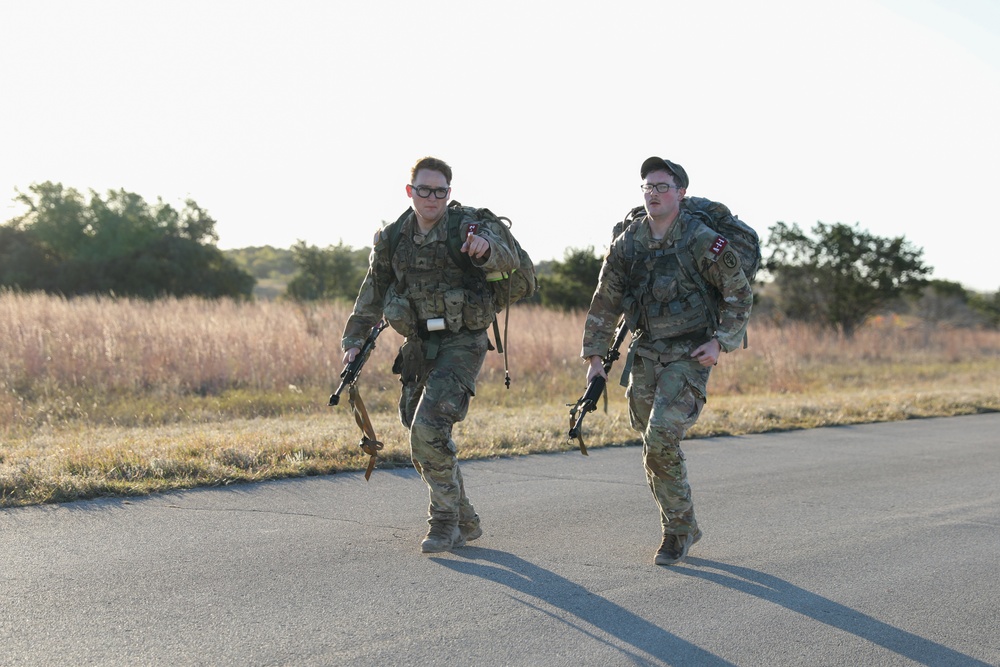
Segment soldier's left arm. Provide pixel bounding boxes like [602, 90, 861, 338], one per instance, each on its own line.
[698, 234, 753, 352]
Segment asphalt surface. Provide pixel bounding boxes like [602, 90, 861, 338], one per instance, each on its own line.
[2, 413, 999, 666]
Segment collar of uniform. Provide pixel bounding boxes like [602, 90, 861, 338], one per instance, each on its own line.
[636, 211, 690, 250]
[405, 209, 449, 245]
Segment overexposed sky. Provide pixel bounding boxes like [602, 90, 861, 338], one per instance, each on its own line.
[2, 0, 999, 291]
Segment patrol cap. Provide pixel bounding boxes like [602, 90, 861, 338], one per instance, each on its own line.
[640, 157, 689, 188]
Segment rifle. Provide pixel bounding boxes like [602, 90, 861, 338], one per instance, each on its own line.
[329, 320, 388, 407]
[568, 317, 628, 455]
[329, 320, 388, 481]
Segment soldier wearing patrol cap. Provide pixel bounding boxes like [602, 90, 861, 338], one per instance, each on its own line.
[581, 156, 753, 566]
[342, 156, 520, 554]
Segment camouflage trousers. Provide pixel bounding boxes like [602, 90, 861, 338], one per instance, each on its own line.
[396, 329, 489, 528]
[626, 350, 710, 535]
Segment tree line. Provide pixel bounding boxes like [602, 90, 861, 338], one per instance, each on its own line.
[263, 222, 997, 334]
[3, 183, 998, 333]
[1, 183, 253, 299]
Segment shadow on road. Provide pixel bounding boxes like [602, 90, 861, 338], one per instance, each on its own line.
[675, 558, 992, 667]
[433, 547, 735, 667]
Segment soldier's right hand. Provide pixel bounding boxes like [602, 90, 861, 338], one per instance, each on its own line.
[343, 347, 360, 365]
[586, 356, 607, 383]
[461, 230, 492, 259]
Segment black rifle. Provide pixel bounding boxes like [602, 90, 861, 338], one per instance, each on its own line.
[329, 320, 388, 407]
[329, 320, 388, 481]
[568, 318, 628, 455]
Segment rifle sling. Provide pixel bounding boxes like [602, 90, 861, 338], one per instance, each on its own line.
[348, 383, 383, 481]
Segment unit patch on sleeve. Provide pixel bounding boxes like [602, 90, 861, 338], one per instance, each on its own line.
[723, 250, 739, 269]
[710, 235, 729, 257]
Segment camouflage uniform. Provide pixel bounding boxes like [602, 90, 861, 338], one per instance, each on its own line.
[343, 208, 518, 537]
[582, 210, 752, 537]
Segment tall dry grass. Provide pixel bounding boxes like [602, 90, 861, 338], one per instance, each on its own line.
[4, 291, 999, 421]
[1, 292, 347, 396]
[0, 292, 588, 428]
[2, 290, 999, 506]
[708, 314, 1000, 394]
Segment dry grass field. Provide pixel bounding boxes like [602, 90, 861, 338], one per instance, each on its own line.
[2, 291, 999, 507]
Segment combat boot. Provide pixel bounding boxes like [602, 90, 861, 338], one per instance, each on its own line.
[420, 522, 462, 553]
[654, 527, 702, 566]
[460, 515, 483, 542]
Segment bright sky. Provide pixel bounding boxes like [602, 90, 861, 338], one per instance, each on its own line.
[2, 0, 999, 292]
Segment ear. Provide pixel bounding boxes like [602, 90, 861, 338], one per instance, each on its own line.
[405, 184, 414, 200]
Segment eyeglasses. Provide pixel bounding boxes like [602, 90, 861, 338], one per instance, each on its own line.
[641, 183, 681, 194]
[411, 185, 450, 199]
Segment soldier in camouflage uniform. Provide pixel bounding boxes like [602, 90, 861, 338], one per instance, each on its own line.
[582, 157, 753, 566]
[342, 157, 519, 554]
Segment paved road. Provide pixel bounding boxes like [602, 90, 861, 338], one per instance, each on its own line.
[2, 414, 999, 666]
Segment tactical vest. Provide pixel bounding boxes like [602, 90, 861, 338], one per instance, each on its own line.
[384, 214, 494, 336]
[620, 217, 718, 343]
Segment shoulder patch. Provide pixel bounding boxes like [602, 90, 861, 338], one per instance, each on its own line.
[723, 250, 739, 269]
[709, 235, 728, 257]
[373, 227, 388, 246]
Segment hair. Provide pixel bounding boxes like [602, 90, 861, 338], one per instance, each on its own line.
[410, 156, 453, 185]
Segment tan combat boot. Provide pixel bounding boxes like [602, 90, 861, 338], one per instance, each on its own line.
[654, 527, 702, 566]
[420, 522, 463, 553]
[459, 515, 483, 542]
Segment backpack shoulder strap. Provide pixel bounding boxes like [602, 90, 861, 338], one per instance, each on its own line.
[622, 216, 644, 266]
[677, 214, 701, 249]
[445, 204, 475, 272]
[386, 209, 410, 258]
[677, 215, 721, 326]
[675, 216, 705, 282]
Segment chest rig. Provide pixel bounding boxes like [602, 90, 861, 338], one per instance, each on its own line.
[621, 218, 719, 343]
[388, 215, 494, 338]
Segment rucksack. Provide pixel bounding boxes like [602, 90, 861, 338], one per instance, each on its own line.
[450, 201, 538, 310]
[384, 201, 536, 387]
[616, 196, 759, 348]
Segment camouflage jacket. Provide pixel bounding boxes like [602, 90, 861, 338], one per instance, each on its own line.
[582, 211, 753, 361]
[342, 208, 519, 351]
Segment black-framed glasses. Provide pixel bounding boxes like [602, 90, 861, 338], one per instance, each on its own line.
[411, 185, 450, 199]
[641, 183, 681, 194]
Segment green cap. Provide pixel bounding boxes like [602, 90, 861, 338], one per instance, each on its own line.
[640, 157, 689, 188]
